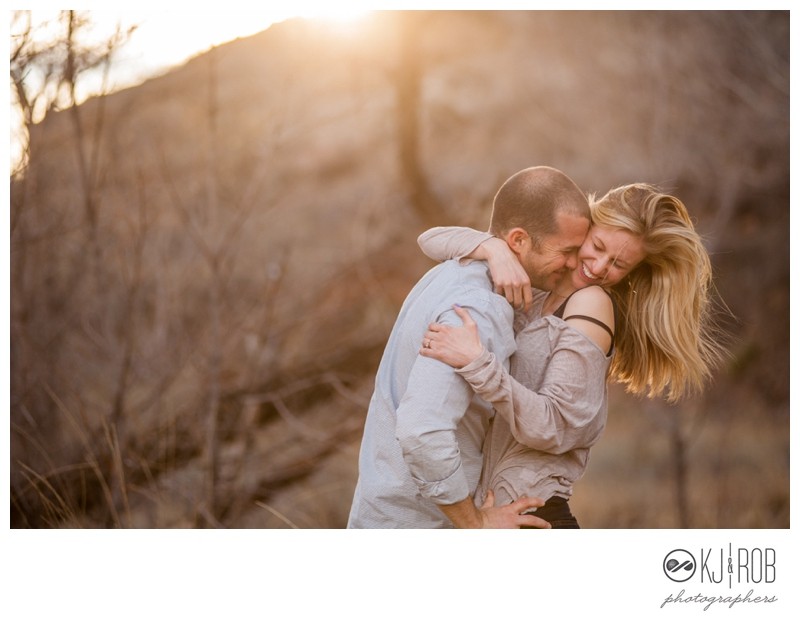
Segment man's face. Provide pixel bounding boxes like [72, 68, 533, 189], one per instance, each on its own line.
[518, 212, 590, 291]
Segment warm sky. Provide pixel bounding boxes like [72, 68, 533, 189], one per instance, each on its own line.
[14, 7, 376, 95]
[7, 6, 378, 172]
[9, 3, 743, 101]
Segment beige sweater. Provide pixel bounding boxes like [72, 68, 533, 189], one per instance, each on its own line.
[418, 226, 612, 505]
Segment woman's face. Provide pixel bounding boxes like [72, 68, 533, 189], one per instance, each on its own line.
[567, 223, 647, 288]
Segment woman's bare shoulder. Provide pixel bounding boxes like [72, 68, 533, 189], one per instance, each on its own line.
[562, 286, 615, 352]
[565, 285, 613, 315]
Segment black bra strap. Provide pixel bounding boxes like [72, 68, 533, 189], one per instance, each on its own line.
[562, 314, 614, 339]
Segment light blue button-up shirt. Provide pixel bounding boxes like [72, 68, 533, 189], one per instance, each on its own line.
[347, 260, 516, 528]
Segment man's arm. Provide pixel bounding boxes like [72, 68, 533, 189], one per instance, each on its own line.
[395, 300, 515, 515]
[394, 351, 477, 505]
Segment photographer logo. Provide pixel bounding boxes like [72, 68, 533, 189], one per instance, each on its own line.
[660, 545, 778, 611]
[663, 549, 696, 583]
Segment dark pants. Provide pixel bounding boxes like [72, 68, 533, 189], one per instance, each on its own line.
[522, 496, 580, 529]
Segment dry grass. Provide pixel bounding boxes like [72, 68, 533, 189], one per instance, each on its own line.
[11, 348, 789, 529]
[570, 385, 789, 529]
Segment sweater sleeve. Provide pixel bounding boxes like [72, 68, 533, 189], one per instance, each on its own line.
[417, 226, 494, 263]
[455, 319, 609, 454]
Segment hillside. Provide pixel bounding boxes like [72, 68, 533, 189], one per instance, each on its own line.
[10, 11, 789, 528]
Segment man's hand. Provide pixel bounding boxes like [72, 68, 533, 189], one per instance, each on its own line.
[478, 490, 551, 529]
[439, 491, 551, 529]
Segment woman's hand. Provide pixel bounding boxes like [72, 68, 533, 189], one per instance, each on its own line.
[420, 305, 485, 368]
[478, 237, 532, 311]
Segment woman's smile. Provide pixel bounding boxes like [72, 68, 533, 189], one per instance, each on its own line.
[580, 262, 599, 282]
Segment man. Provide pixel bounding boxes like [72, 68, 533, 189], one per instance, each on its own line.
[347, 166, 590, 528]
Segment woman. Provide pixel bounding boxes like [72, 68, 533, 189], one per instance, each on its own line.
[417, 183, 727, 527]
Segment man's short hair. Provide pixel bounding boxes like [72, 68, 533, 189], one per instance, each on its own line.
[489, 166, 590, 247]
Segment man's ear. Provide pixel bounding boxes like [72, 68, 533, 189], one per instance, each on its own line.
[504, 228, 530, 254]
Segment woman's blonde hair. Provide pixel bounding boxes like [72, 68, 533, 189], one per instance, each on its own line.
[590, 183, 728, 402]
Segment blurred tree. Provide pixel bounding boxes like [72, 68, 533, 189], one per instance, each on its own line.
[637, 11, 788, 528]
[156, 47, 291, 526]
[10, 10, 134, 176]
[391, 11, 447, 229]
[10, 10, 135, 293]
[10, 10, 138, 526]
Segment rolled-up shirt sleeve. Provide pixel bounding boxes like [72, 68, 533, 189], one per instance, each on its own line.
[395, 302, 516, 505]
[456, 318, 609, 454]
